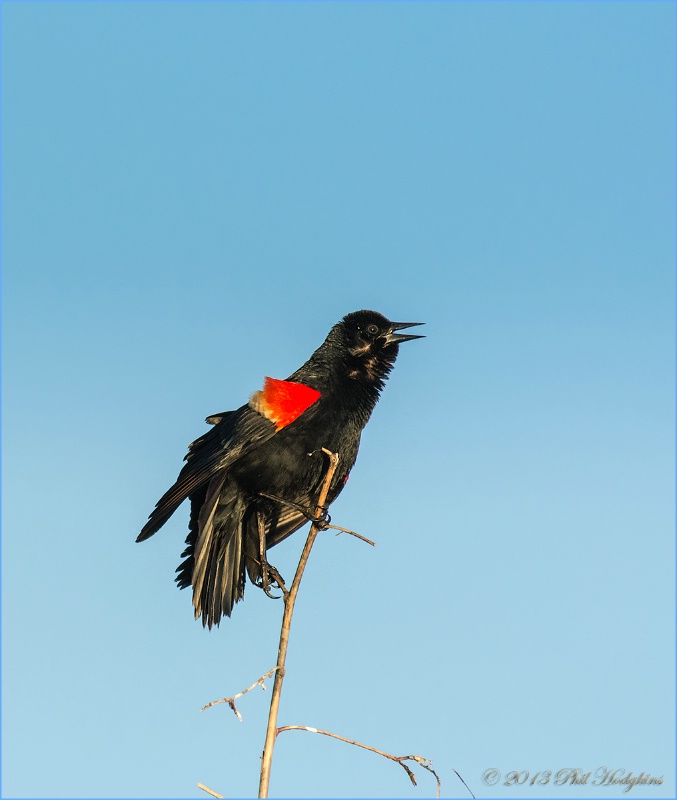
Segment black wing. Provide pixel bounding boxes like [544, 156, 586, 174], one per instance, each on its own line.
[137, 404, 277, 542]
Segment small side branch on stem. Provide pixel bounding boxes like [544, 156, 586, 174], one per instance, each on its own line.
[258, 491, 376, 547]
[201, 667, 282, 721]
[276, 725, 453, 798]
[328, 523, 376, 547]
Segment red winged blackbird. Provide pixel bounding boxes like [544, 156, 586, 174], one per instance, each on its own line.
[137, 310, 423, 628]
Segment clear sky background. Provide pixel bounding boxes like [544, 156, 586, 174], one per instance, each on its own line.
[2, 2, 674, 799]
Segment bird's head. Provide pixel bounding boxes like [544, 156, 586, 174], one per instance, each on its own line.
[330, 310, 424, 387]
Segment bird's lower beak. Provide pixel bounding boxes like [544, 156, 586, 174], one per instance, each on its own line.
[384, 321, 425, 345]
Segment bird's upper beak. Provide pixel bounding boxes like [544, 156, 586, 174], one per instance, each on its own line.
[384, 321, 425, 345]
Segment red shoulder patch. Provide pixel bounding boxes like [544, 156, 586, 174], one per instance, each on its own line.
[249, 377, 321, 430]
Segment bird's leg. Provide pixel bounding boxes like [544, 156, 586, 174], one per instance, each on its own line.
[256, 511, 288, 600]
[259, 492, 332, 530]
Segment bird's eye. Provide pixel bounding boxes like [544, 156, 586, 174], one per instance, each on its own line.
[366, 324, 379, 335]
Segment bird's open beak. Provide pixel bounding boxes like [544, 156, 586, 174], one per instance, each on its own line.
[384, 321, 425, 345]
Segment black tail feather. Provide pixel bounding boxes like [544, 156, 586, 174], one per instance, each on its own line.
[180, 476, 252, 628]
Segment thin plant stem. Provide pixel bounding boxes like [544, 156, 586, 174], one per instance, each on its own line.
[257, 449, 340, 799]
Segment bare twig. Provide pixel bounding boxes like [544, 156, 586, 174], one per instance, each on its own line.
[326, 523, 376, 547]
[452, 767, 476, 799]
[276, 725, 453, 798]
[258, 449, 340, 799]
[200, 667, 282, 721]
[258, 490, 376, 547]
[196, 782, 224, 799]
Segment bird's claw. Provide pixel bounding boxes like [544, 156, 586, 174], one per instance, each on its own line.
[259, 561, 288, 601]
[262, 584, 281, 600]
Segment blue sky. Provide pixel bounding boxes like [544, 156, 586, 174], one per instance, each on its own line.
[2, 2, 674, 798]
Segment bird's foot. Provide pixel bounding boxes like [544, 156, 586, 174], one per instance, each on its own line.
[259, 560, 288, 601]
[308, 505, 332, 530]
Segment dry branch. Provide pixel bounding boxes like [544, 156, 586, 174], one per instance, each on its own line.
[200, 667, 281, 721]
[326, 522, 376, 547]
[198, 448, 469, 799]
[276, 725, 447, 798]
[196, 782, 223, 799]
[258, 449, 340, 798]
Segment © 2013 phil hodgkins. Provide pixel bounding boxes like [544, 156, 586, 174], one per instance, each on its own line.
[555, 767, 664, 792]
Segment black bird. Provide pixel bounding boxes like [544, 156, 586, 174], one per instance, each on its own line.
[137, 310, 423, 628]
